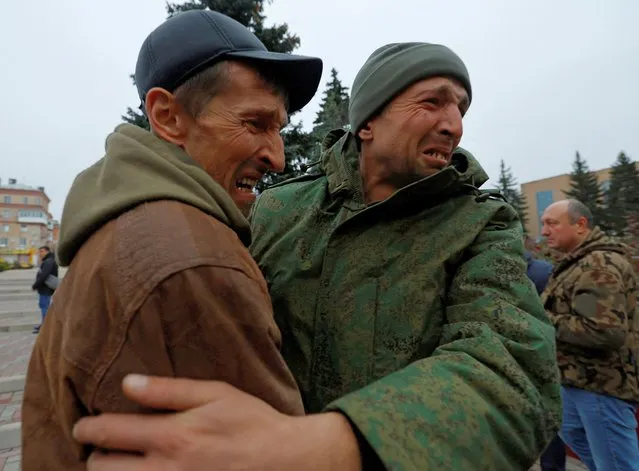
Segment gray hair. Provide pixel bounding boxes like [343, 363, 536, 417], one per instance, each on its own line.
[566, 199, 593, 228]
[173, 60, 289, 117]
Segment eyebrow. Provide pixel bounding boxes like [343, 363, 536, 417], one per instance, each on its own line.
[417, 85, 470, 111]
[241, 106, 289, 128]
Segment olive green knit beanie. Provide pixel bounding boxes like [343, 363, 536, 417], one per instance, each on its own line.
[348, 42, 472, 133]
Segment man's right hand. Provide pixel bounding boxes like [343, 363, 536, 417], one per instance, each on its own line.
[73, 375, 363, 471]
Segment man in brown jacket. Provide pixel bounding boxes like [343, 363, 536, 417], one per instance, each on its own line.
[21, 10, 322, 470]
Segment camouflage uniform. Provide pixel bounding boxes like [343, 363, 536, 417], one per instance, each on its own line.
[250, 130, 561, 470]
[541, 226, 639, 401]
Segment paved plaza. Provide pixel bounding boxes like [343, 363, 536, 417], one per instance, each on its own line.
[0, 268, 41, 471]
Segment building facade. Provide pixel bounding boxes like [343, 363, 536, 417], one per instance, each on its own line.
[0, 178, 58, 266]
[521, 162, 639, 239]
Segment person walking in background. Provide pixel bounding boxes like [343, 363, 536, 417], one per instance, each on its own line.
[541, 199, 639, 471]
[525, 248, 567, 471]
[31, 245, 58, 334]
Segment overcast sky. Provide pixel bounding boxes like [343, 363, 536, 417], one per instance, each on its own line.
[2, 0, 637, 219]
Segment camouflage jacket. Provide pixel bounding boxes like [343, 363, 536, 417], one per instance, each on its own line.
[541, 227, 638, 402]
[249, 129, 561, 471]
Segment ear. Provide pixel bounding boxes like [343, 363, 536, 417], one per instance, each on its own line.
[145, 87, 190, 146]
[577, 216, 588, 233]
[357, 122, 374, 142]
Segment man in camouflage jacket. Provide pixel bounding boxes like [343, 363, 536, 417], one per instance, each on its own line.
[248, 42, 561, 470]
[541, 199, 639, 471]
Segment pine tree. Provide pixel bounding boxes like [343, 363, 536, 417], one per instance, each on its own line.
[497, 160, 529, 233]
[124, 1, 301, 129]
[122, 0, 316, 189]
[257, 121, 319, 191]
[564, 151, 607, 229]
[606, 151, 639, 235]
[312, 68, 350, 140]
[165, 1, 300, 53]
[122, 74, 150, 129]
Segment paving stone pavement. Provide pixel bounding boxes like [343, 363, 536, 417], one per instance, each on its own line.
[0, 448, 20, 471]
[0, 332, 33, 471]
[0, 333, 35, 378]
[0, 269, 41, 471]
[0, 390, 22, 427]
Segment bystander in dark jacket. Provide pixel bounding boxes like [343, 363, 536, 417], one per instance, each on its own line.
[31, 246, 58, 334]
[525, 250, 566, 471]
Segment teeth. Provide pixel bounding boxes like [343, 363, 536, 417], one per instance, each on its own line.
[236, 177, 258, 192]
[239, 178, 257, 186]
[425, 151, 447, 161]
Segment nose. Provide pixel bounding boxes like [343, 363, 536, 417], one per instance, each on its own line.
[434, 104, 463, 141]
[541, 224, 550, 237]
[260, 133, 286, 173]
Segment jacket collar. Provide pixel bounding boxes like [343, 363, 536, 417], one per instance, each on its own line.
[553, 226, 629, 275]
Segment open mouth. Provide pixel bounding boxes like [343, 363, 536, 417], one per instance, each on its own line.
[235, 177, 259, 194]
[422, 150, 449, 163]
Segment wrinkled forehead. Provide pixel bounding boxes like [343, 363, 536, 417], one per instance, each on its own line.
[399, 75, 469, 105]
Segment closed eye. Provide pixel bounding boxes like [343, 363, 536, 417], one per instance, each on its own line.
[245, 119, 265, 131]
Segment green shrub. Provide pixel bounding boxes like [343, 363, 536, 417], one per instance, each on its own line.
[0, 259, 11, 272]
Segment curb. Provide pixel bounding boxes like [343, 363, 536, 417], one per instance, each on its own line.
[0, 323, 37, 333]
[0, 422, 20, 450]
[0, 376, 25, 394]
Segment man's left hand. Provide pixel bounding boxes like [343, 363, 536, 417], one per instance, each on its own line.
[73, 375, 362, 471]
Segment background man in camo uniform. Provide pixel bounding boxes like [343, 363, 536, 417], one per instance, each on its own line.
[541, 199, 639, 471]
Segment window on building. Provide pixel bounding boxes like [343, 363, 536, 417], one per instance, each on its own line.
[0, 238, 7, 247]
[23, 197, 28, 204]
[18, 210, 44, 218]
[2, 196, 10, 204]
[2, 225, 8, 233]
[36, 197, 41, 205]
[536, 190, 554, 222]
[2, 210, 8, 219]
[18, 238, 26, 247]
[20, 225, 27, 232]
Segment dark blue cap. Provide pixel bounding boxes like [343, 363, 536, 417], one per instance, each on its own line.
[135, 10, 323, 113]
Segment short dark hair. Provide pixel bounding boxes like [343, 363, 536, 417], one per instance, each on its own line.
[39, 245, 50, 252]
[566, 199, 593, 228]
[173, 60, 289, 117]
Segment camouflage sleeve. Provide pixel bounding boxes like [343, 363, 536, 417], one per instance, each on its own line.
[326, 205, 561, 471]
[548, 263, 628, 350]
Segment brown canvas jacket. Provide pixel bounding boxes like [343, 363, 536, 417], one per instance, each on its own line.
[22, 201, 303, 470]
[21, 125, 303, 470]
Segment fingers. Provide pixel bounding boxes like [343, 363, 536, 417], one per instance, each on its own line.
[86, 451, 152, 471]
[121, 374, 237, 411]
[73, 413, 168, 452]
